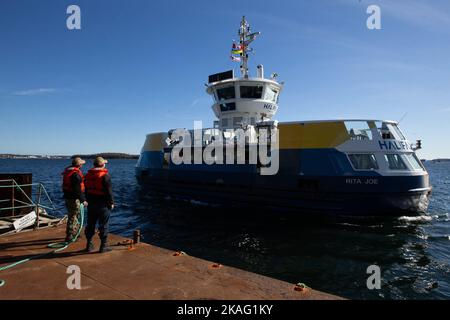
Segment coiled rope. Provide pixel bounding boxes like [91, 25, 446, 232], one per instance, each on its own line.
[0, 204, 85, 287]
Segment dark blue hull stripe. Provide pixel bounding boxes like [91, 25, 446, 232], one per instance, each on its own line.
[136, 174, 429, 216]
[136, 148, 431, 215]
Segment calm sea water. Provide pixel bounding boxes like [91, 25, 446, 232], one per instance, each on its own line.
[0, 159, 449, 299]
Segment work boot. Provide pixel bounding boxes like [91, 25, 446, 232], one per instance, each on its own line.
[85, 240, 95, 253]
[99, 242, 112, 253]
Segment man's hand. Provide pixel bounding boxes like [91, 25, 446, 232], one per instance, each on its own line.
[110, 204, 115, 210]
[83, 201, 88, 207]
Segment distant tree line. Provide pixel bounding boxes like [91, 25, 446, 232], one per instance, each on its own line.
[429, 158, 450, 163]
[71, 153, 139, 159]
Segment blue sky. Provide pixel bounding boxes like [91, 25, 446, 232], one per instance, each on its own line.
[0, 0, 449, 159]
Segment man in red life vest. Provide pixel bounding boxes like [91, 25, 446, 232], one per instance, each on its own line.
[62, 157, 88, 242]
[84, 156, 114, 253]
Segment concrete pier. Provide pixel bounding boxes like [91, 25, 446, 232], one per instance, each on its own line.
[0, 225, 342, 300]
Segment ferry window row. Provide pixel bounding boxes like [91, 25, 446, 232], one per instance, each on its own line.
[404, 153, 424, 170]
[214, 85, 279, 104]
[347, 153, 424, 171]
[345, 121, 373, 141]
[385, 154, 407, 170]
[220, 117, 257, 128]
[348, 154, 379, 170]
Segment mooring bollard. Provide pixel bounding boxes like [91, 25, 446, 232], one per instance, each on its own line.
[133, 229, 141, 244]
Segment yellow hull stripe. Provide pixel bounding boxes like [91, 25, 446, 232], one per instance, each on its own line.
[144, 122, 349, 152]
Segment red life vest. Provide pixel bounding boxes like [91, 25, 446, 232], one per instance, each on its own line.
[62, 167, 85, 193]
[85, 168, 108, 196]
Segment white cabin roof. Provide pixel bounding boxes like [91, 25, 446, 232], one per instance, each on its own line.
[206, 77, 282, 94]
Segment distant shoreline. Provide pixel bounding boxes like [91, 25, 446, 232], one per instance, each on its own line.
[0, 153, 139, 160]
[425, 158, 450, 163]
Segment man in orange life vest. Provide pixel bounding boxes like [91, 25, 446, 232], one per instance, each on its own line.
[62, 157, 88, 242]
[84, 156, 115, 253]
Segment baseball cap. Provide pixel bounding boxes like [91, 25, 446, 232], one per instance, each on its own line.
[94, 156, 108, 167]
[71, 157, 86, 166]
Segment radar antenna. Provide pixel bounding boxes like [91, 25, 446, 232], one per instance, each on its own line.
[230, 16, 261, 78]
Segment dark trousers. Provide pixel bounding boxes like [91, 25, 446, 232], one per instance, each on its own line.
[85, 202, 110, 243]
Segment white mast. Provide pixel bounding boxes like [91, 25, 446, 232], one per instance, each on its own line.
[207, 16, 282, 129]
[237, 16, 260, 78]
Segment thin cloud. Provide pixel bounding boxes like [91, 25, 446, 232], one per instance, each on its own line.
[190, 97, 209, 107]
[12, 88, 57, 96]
[191, 98, 201, 107]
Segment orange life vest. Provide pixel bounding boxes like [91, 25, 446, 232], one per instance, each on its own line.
[84, 168, 108, 196]
[62, 167, 85, 193]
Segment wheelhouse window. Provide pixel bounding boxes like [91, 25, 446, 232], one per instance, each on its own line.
[264, 87, 278, 103]
[240, 85, 263, 99]
[385, 154, 408, 170]
[348, 154, 379, 170]
[216, 86, 235, 101]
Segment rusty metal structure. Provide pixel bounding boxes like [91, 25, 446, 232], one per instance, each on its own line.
[0, 175, 64, 236]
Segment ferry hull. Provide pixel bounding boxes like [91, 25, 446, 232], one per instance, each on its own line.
[136, 121, 432, 216]
[135, 168, 431, 216]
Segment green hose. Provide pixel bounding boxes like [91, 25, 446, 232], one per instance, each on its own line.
[0, 204, 85, 287]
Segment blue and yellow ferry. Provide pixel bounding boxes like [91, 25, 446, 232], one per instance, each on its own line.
[136, 17, 431, 216]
